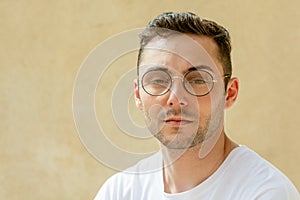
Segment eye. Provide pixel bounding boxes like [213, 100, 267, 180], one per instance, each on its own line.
[152, 79, 165, 83]
[188, 79, 206, 85]
[142, 70, 170, 87]
[150, 78, 169, 86]
[185, 70, 213, 86]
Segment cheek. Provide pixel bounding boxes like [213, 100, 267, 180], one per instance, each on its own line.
[140, 95, 163, 117]
[207, 81, 226, 109]
[140, 96, 167, 134]
[196, 96, 212, 116]
[196, 94, 224, 122]
[140, 89, 167, 108]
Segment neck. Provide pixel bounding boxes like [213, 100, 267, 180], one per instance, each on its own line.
[162, 130, 237, 194]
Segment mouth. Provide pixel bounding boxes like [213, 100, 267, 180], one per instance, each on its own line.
[164, 117, 193, 126]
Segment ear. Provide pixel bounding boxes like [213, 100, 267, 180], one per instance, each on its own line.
[225, 77, 239, 109]
[134, 79, 143, 110]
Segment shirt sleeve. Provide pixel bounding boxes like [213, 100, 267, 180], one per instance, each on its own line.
[94, 180, 112, 200]
[93, 172, 135, 200]
[254, 185, 300, 200]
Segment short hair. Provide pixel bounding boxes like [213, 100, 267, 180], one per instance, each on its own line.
[137, 12, 232, 88]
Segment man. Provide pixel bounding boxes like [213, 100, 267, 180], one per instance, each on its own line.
[95, 12, 299, 199]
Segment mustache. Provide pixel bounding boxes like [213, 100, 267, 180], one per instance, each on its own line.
[157, 108, 199, 120]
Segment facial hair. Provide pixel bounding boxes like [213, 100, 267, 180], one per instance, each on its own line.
[143, 98, 225, 150]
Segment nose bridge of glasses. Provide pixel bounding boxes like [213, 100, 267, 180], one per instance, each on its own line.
[171, 75, 184, 82]
[169, 75, 187, 94]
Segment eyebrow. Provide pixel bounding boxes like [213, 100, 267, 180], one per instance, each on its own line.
[143, 65, 214, 75]
[187, 65, 213, 72]
[144, 66, 169, 73]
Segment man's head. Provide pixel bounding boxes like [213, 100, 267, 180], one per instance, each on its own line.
[137, 12, 232, 89]
[134, 12, 238, 153]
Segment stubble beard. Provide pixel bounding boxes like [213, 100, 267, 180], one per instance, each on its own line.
[143, 99, 224, 151]
[154, 117, 210, 150]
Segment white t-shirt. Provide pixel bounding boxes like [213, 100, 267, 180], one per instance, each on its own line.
[95, 146, 300, 200]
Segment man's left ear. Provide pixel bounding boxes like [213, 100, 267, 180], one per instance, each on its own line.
[225, 78, 239, 109]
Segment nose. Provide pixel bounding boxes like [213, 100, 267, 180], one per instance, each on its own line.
[167, 78, 188, 107]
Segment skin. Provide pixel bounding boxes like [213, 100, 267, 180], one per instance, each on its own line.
[134, 34, 239, 193]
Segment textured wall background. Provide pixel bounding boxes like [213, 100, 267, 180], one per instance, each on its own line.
[0, 0, 299, 199]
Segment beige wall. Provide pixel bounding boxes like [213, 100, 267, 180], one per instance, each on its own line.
[1, 0, 299, 199]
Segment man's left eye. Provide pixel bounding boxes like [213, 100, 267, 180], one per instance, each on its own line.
[189, 79, 206, 84]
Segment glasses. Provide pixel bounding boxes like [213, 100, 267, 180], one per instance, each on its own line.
[141, 68, 230, 97]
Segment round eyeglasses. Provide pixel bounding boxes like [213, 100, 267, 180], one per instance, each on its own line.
[141, 68, 230, 97]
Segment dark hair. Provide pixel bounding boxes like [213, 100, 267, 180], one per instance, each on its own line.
[137, 12, 232, 88]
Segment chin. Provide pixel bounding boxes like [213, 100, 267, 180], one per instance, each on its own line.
[155, 132, 205, 150]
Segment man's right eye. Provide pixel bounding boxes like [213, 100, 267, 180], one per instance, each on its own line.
[151, 79, 168, 85]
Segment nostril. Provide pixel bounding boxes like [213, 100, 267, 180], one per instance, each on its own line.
[167, 97, 187, 107]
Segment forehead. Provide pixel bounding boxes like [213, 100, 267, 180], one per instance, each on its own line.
[139, 34, 223, 75]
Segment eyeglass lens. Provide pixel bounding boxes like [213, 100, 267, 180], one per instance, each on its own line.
[141, 70, 214, 96]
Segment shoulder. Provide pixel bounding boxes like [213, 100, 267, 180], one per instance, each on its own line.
[226, 146, 300, 199]
[94, 151, 163, 200]
[94, 171, 133, 200]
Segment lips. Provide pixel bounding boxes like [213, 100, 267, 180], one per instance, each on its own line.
[164, 117, 193, 126]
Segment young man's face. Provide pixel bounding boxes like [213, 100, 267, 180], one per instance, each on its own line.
[135, 34, 229, 150]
